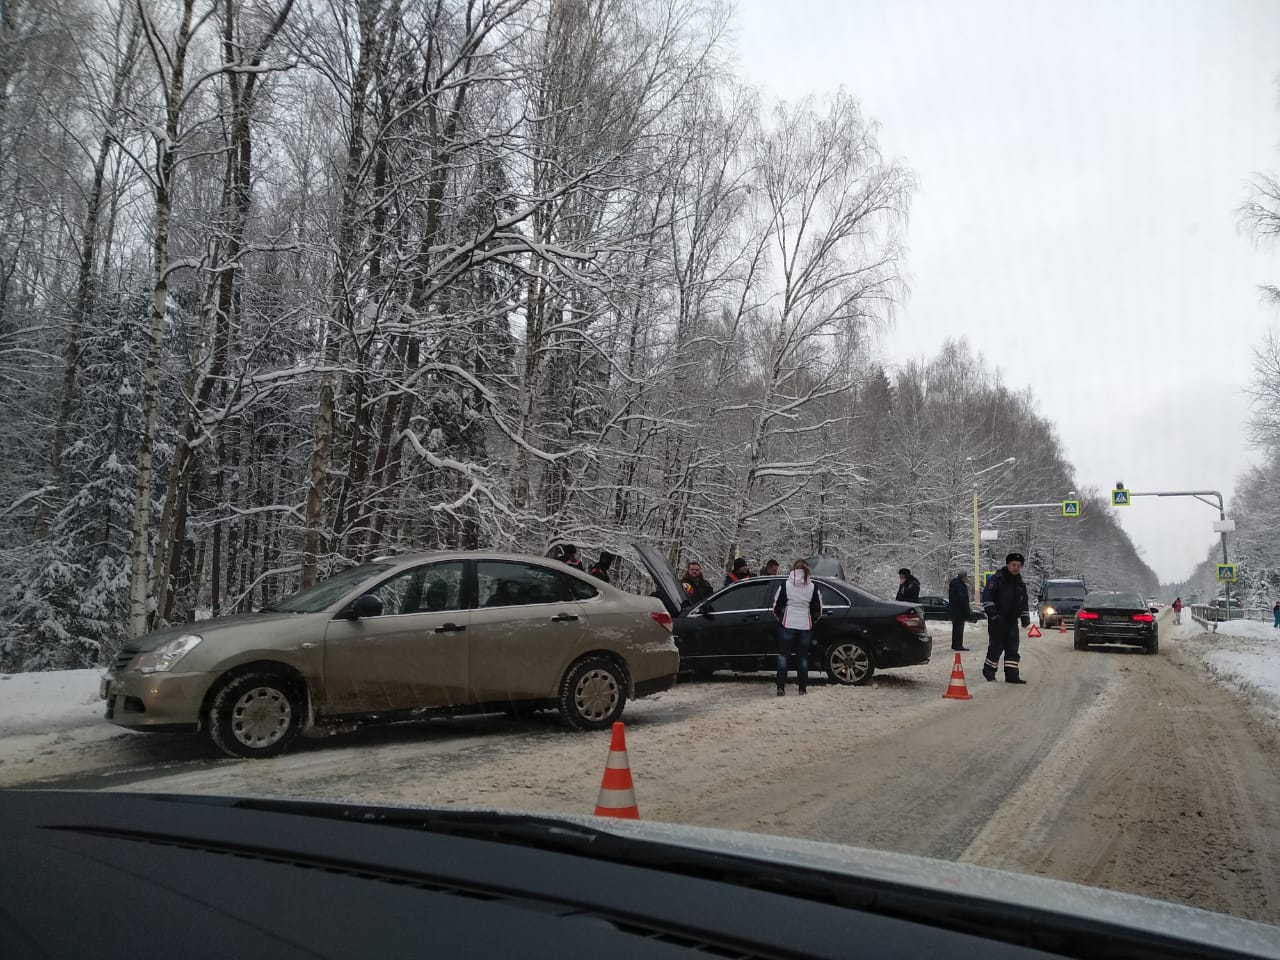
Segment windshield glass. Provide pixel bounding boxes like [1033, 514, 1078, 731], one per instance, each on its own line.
[1045, 583, 1088, 601]
[3, 0, 1279, 943]
[271, 563, 392, 614]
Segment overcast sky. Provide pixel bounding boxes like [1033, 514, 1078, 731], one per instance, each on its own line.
[731, 0, 1280, 583]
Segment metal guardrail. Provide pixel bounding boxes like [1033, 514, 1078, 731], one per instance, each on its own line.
[1189, 604, 1273, 624]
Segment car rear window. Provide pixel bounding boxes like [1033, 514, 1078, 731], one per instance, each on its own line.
[1084, 592, 1144, 609]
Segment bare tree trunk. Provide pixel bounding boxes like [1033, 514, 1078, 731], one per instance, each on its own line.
[150, 0, 296, 620]
[300, 0, 378, 586]
[127, 0, 197, 641]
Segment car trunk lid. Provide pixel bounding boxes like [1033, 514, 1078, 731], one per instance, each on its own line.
[632, 541, 687, 617]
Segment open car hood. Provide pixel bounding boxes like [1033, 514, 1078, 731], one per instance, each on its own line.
[631, 541, 687, 616]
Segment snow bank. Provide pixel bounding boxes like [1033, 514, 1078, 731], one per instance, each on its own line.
[0, 669, 129, 781]
[1170, 618, 1280, 724]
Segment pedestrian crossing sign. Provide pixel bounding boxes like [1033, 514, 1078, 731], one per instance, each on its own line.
[1217, 563, 1238, 583]
[981, 570, 995, 588]
[1111, 488, 1130, 506]
[1062, 500, 1080, 517]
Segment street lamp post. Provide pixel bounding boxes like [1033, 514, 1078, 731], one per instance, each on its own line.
[967, 457, 1016, 593]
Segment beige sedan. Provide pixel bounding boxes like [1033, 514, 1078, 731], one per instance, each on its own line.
[102, 551, 679, 758]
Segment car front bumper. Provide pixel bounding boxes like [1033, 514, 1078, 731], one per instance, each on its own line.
[101, 671, 210, 730]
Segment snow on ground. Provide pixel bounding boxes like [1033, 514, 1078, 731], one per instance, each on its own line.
[1171, 615, 1280, 724]
[0, 668, 130, 780]
[1, 615, 1277, 787]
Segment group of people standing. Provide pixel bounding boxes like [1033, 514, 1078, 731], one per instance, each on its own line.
[678, 556, 819, 696]
[557, 544, 615, 582]
[583, 542, 1033, 690]
[915, 556, 1031, 683]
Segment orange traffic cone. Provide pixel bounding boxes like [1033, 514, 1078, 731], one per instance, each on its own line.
[594, 721, 640, 819]
[1027, 623, 1042, 638]
[942, 652, 973, 700]
[1059, 619, 1067, 633]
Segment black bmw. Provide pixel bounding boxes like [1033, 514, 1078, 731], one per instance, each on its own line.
[635, 545, 932, 686]
[1073, 590, 1159, 655]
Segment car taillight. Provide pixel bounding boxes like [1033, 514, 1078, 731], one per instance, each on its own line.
[1076, 610, 1099, 620]
[649, 611, 673, 632]
[1132, 613, 1154, 622]
[896, 612, 926, 633]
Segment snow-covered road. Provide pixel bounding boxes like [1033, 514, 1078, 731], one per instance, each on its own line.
[4, 616, 1280, 924]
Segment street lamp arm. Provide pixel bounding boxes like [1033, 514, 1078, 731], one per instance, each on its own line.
[1130, 490, 1224, 515]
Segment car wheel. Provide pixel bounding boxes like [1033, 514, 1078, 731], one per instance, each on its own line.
[559, 656, 627, 731]
[207, 671, 304, 759]
[824, 639, 875, 686]
[1147, 634, 1159, 656]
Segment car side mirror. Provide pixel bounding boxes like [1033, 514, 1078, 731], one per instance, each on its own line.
[347, 593, 383, 619]
[1150, 606, 1159, 614]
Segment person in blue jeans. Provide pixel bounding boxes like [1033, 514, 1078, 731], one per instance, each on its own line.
[771, 560, 824, 696]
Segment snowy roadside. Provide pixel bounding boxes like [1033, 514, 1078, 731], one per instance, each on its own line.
[8, 615, 1277, 794]
[1168, 616, 1280, 725]
[0, 668, 133, 784]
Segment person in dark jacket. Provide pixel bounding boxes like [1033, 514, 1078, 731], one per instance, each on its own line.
[560, 544, 585, 572]
[588, 551, 614, 583]
[947, 571, 972, 652]
[724, 557, 752, 586]
[981, 553, 1031, 683]
[895, 568, 921, 603]
[680, 562, 714, 603]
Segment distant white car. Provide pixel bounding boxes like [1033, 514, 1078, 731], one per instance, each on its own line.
[1146, 597, 1161, 610]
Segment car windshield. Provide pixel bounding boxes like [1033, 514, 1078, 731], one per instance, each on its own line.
[4, 0, 1280, 945]
[269, 563, 392, 614]
[1045, 584, 1088, 601]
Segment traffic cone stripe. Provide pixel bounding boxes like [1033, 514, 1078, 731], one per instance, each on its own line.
[595, 788, 639, 807]
[600, 766, 634, 790]
[594, 721, 640, 819]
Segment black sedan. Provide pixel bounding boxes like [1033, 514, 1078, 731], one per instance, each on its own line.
[635, 544, 931, 686]
[917, 595, 984, 622]
[1073, 590, 1159, 655]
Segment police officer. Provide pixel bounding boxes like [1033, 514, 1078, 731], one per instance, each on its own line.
[981, 552, 1031, 683]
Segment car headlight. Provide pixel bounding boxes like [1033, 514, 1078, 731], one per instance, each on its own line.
[1044, 606, 1055, 615]
[134, 634, 202, 674]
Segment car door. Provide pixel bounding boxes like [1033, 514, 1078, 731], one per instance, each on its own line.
[685, 580, 781, 668]
[466, 560, 590, 702]
[321, 560, 470, 715]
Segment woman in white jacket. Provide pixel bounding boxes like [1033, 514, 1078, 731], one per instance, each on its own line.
[771, 559, 824, 696]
